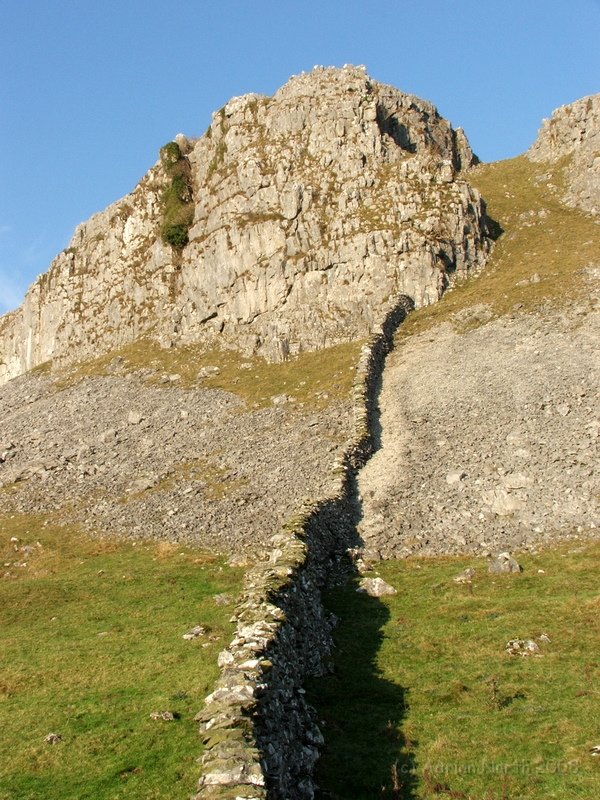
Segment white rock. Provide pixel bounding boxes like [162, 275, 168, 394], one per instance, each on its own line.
[489, 488, 526, 516]
[357, 577, 397, 597]
[489, 552, 522, 574]
[446, 469, 466, 485]
[453, 567, 476, 583]
[505, 639, 541, 656]
[502, 472, 531, 491]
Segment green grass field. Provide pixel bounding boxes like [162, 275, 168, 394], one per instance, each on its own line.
[0, 515, 243, 800]
[308, 543, 600, 799]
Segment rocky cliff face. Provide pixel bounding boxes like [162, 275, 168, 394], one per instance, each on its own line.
[527, 92, 600, 213]
[0, 66, 491, 385]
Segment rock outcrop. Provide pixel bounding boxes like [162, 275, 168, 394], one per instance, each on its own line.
[0, 66, 492, 384]
[527, 92, 600, 213]
[357, 92, 600, 561]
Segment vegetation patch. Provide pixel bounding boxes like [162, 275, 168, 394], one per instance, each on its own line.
[307, 542, 600, 799]
[55, 338, 363, 409]
[159, 142, 194, 249]
[0, 513, 243, 800]
[29, 360, 53, 376]
[397, 155, 599, 341]
[207, 139, 227, 178]
[122, 457, 248, 503]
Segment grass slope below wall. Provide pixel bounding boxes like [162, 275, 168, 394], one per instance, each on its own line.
[0, 515, 243, 800]
[307, 543, 600, 799]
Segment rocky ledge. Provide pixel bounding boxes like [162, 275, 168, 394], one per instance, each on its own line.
[527, 92, 600, 214]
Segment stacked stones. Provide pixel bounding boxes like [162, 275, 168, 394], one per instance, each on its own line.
[195, 296, 412, 799]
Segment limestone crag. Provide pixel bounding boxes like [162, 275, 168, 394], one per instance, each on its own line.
[0, 66, 492, 384]
[0, 163, 171, 383]
[527, 92, 600, 213]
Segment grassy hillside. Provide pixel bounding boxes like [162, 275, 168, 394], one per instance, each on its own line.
[0, 515, 243, 800]
[398, 154, 598, 340]
[52, 338, 363, 409]
[308, 543, 600, 799]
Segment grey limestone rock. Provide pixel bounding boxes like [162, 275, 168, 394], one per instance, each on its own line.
[488, 552, 523, 575]
[527, 93, 600, 214]
[453, 567, 476, 584]
[488, 488, 527, 517]
[446, 469, 466, 485]
[183, 625, 209, 640]
[149, 710, 176, 721]
[357, 576, 398, 597]
[505, 639, 541, 657]
[0, 66, 491, 385]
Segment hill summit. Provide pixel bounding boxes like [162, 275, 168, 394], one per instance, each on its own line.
[0, 66, 492, 384]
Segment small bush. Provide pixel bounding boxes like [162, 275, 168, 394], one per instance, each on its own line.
[170, 172, 191, 202]
[159, 141, 194, 250]
[159, 141, 181, 166]
[161, 223, 189, 249]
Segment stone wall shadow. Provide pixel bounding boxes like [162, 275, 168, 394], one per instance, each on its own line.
[358, 297, 414, 457]
[298, 299, 416, 798]
[367, 363, 384, 453]
[307, 578, 417, 800]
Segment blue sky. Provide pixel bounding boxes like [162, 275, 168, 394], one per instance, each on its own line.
[1, 0, 599, 314]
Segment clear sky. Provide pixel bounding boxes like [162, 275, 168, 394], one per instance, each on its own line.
[1, 0, 599, 314]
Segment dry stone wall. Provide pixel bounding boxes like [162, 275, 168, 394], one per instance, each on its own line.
[195, 296, 413, 800]
[0, 66, 491, 384]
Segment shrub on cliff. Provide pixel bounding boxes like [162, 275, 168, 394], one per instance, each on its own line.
[159, 141, 194, 250]
[161, 221, 190, 249]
